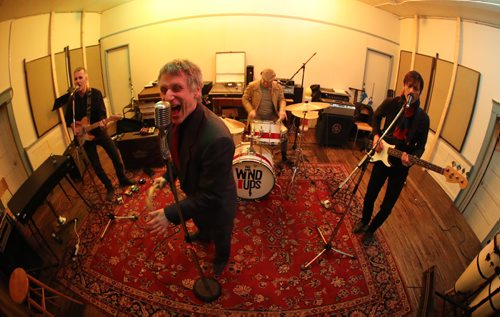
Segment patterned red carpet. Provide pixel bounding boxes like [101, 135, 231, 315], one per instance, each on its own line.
[56, 163, 410, 316]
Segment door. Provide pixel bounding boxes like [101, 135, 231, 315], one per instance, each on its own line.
[462, 121, 500, 244]
[105, 45, 132, 115]
[363, 49, 393, 110]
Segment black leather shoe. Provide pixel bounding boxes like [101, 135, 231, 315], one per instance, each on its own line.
[362, 232, 375, 245]
[188, 231, 211, 243]
[105, 189, 114, 201]
[352, 221, 368, 234]
[119, 178, 136, 187]
[213, 260, 228, 276]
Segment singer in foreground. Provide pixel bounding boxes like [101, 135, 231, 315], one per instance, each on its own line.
[146, 59, 237, 276]
[352, 70, 429, 245]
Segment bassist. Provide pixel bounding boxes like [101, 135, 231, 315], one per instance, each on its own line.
[352, 70, 430, 245]
[64, 67, 135, 201]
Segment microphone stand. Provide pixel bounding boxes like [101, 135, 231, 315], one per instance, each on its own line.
[285, 52, 317, 150]
[302, 96, 411, 269]
[159, 127, 221, 303]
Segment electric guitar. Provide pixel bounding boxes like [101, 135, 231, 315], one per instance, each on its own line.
[370, 140, 468, 189]
[73, 114, 122, 145]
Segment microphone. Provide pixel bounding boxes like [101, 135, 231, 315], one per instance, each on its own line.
[69, 85, 79, 96]
[405, 93, 413, 108]
[154, 101, 172, 160]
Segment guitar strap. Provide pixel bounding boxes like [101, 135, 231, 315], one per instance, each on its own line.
[85, 88, 92, 120]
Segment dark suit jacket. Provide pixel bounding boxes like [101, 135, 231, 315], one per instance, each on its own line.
[163, 104, 237, 229]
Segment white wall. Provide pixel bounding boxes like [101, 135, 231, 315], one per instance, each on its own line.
[399, 18, 500, 199]
[100, 0, 401, 101]
[0, 12, 101, 168]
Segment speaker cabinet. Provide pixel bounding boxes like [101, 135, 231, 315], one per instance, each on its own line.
[63, 144, 83, 182]
[246, 65, 254, 86]
[316, 112, 353, 146]
[115, 130, 163, 170]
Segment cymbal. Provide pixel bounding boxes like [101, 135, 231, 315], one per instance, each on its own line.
[292, 110, 319, 120]
[285, 102, 330, 112]
[221, 117, 245, 130]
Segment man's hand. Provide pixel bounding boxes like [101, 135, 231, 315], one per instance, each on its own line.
[373, 135, 384, 153]
[146, 208, 170, 234]
[279, 110, 287, 122]
[248, 110, 256, 121]
[401, 152, 411, 166]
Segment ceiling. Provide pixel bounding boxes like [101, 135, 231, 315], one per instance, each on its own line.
[0, 0, 499, 28]
[357, 0, 500, 28]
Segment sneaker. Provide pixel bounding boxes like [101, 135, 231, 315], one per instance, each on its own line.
[213, 260, 228, 276]
[119, 178, 136, 187]
[105, 189, 114, 201]
[352, 221, 368, 234]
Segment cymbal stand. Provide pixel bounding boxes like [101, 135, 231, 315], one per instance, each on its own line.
[287, 111, 308, 197]
[100, 213, 138, 239]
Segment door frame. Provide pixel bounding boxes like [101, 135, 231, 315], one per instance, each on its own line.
[362, 48, 393, 108]
[104, 44, 132, 115]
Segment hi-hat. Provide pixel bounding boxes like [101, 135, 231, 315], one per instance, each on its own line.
[285, 102, 330, 112]
[292, 110, 319, 120]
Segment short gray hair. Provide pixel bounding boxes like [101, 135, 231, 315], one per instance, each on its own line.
[157, 59, 203, 93]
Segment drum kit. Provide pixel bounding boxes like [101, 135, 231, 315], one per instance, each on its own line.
[222, 101, 330, 200]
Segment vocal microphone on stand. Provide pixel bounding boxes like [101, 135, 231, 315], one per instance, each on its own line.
[69, 85, 80, 97]
[154, 101, 172, 161]
[405, 93, 413, 108]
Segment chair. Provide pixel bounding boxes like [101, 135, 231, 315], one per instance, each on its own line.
[353, 103, 373, 149]
[9, 267, 83, 317]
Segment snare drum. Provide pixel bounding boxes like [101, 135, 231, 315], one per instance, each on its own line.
[221, 117, 245, 145]
[232, 143, 275, 199]
[250, 120, 288, 145]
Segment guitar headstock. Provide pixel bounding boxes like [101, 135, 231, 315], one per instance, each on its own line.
[443, 166, 468, 189]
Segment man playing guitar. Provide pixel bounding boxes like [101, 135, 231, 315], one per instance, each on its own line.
[64, 67, 134, 201]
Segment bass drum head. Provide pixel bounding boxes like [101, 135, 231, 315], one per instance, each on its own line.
[232, 144, 275, 199]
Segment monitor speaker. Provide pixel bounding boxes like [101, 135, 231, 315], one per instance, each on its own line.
[246, 65, 254, 86]
[115, 131, 163, 170]
[316, 112, 353, 146]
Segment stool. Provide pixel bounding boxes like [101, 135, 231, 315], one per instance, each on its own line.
[9, 267, 83, 316]
[353, 121, 373, 148]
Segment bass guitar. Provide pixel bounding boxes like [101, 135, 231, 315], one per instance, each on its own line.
[73, 114, 122, 145]
[370, 140, 468, 189]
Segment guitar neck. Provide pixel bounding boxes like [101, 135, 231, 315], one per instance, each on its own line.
[387, 148, 444, 174]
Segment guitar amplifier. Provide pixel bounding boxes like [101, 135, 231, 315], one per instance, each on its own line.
[316, 106, 354, 146]
[115, 130, 163, 169]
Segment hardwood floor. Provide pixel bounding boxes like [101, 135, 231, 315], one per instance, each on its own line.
[0, 128, 482, 317]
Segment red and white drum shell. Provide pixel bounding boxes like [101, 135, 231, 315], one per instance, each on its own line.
[250, 120, 287, 146]
[232, 143, 275, 199]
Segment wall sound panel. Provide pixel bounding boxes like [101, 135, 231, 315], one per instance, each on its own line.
[24, 56, 58, 137]
[441, 65, 480, 151]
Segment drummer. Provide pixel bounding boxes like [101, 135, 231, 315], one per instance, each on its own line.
[242, 68, 289, 165]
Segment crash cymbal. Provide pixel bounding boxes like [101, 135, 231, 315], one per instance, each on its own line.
[292, 110, 319, 120]
[285, 102, 330, 112]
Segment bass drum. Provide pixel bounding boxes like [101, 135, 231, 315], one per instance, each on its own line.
[232, 143, 275, 199]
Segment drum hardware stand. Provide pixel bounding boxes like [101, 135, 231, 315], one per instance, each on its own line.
[303, 96, 411, 269]
[100, 213, 138, 239]
[287, 111, 309, 197]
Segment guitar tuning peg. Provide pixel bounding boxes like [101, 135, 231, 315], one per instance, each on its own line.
[456, 164, 461, 170]
[462, 168, 466, 174]
[452, 161, 456, 167]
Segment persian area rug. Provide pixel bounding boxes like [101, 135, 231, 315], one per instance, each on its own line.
[56, 163, 410, 316]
